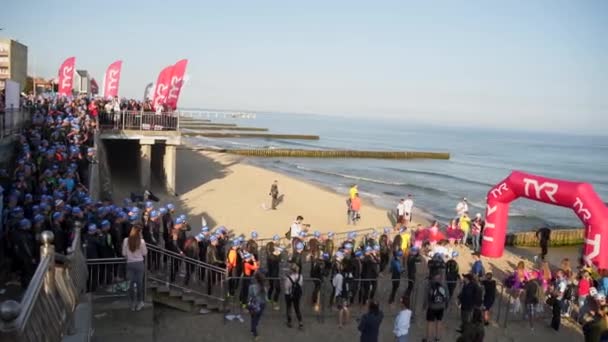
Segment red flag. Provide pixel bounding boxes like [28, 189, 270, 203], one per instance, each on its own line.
[103, 60, 123, 99]
[152, 65, 174, 110]
[57, 57, 76, 97]
[165, 59, 188, 110]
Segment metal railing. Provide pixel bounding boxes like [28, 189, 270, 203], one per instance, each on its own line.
[98, 110, 179, 131]
[0, 226, 88, 342]
[145, 243, 227, 302]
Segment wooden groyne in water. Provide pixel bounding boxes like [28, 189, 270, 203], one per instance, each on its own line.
[506, 228, 584, 247]
[188, 148, 450, 159]
[181, 126, 269, 132]
[180, 122, 238, 127]
[181, 132, 320, 140]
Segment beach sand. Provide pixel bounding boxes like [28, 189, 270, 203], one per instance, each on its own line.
[109, 148, 584, 341]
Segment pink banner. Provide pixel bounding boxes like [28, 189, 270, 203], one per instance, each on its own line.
[152, 65, 174, 110]
[482, 171, 608, 269]
[103, 60, 123, 99]
[165, 59, 188, 110]
[57, 57, 76, 97]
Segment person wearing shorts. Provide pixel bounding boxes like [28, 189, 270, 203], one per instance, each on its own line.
[424, 273, 447, 342]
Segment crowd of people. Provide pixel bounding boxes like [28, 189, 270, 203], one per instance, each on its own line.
[2, 94, 607, 341]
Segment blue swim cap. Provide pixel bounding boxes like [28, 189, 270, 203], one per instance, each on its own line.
[335, 251, 344, 259]
[355, 250, 363, 258]
[159, 207, 167, 215]
[396, 250, 404, 257]
[201, 226, 210, 233]
[344, 242, 354, 250]
[150, 210, 160, 218]
[243, 252, 252, 260]
[272, 234, 280, 241]
[88, 224, 97, 232]
[365, 246, 372, 253]
[145, 201, 153, 209]
[251, 231, 258, 239]
[313, 231, 320, 238]
[328, 232, 334, 238]
[166, 203, 175, 211]
[101, 220, 110, 228]
[299, 231, 306, 237]
[175, 217, 186, 225]
[296, 242, 304, 251]
[34, 214, 45, 223]
[384, 227, 391, 234]
[178, 214, 187, 221]
[19, 219, 32, 229]
[322, 253, 330, 260]
[373, 245, 380, 251]
[52, 211, 62, 221]
[452, 251, 459, 258]
[210, 235, 218, 242]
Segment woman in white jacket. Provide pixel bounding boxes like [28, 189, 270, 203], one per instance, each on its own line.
[394, 296, 412, 342]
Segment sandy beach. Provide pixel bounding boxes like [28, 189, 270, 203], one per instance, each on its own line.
[109, 148, 584, 341]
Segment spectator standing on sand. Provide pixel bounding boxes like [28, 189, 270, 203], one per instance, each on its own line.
[403, 194, 414, 224]
[456, 197, 469, 220]
[535, 227, 551, 262]
[471, 214, 483, 252]
[332, 254, 351, 328]
[269, 180, 279, 210]
[394, 296, 412, 342]
[459, 213, 471, 246]
[396, 199, 406, 228]
[458, 274, 482, 331]
[358, 300, 383, 342]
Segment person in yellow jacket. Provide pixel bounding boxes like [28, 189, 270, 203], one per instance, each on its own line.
[349, 184, 358, 200]
[459, 212, 471, 246]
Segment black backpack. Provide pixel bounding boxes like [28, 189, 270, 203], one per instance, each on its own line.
[445, 259, 459, 280]
[429, 282, 447, 310]
[288, 275, 303, 299]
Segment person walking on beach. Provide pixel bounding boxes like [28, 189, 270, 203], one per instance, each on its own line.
[389, 250, 403, 304]
[122, 225, 147, 311]
[247, 271, 267, 340]
[350, 184, 359, 199]
[481, 272, 496, 325]
[332, 255, 352, 328]
[350, 193, 362, 225]
[269, 180, 279, 210]
[358, 300, 384, 342]
[471, 214, 483, 252]
[403, 194, 414, 224]
[459, 213, 471, 246]
[394, 296, 412, 342]
[535, 227, 551, 262]
[285, 264, 304, 329]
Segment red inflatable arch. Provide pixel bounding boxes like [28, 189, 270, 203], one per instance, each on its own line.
[482, 171, 608, 269]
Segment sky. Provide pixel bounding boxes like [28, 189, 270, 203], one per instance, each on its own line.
[1, 0, 607, 134]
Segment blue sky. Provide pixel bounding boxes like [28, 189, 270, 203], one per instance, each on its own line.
[1, 0, 607, 133]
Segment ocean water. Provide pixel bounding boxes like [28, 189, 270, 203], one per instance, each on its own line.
[184, 112, 608, 232]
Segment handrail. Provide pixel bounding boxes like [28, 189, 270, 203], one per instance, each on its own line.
[0, 226, 89, 342]
[0, 256, 50, 332]
[146, 243, 227, 274]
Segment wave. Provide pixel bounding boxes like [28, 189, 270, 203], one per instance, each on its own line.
[385, 167, 494, 188]
[295, 165, 407, 186]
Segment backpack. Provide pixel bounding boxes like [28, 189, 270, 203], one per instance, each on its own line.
[429, 282, 447, 310]
[247, 285, 262, 314]
[288, 275, 303, 299]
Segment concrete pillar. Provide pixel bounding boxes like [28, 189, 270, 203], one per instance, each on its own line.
[163, 144, 177, 195]
[140, 139, 153, 190]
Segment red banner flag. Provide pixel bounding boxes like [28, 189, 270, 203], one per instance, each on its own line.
[165, 59, 188, 110]
[103, 60, 123, 99]
[57, 57, 76, 97]
[152, 65, 174, 110]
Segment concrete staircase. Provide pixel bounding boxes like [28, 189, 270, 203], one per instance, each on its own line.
[146, 281, 224, 314]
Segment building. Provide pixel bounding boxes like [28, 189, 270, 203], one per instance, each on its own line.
[73, 69, 91, 96]
[0, 38, 28, 91]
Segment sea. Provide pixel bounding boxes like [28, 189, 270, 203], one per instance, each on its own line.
[183, 112, 608, 233]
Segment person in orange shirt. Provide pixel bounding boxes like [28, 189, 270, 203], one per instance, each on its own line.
[240, 252, 259, 308]
[350, 193, 362, 225]
[227, 241, 240, 297]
